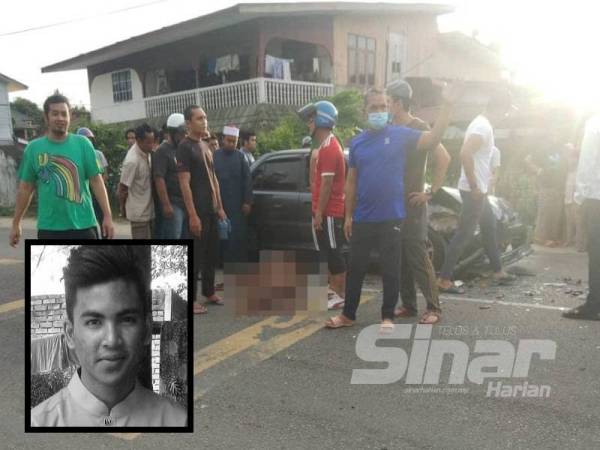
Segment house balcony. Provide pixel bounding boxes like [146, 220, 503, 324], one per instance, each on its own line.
[91, 77, 334, 125]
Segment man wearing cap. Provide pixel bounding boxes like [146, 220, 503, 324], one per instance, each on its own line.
[387, 79, 450, 324]
[325, 84, 461, 331]
[437, 90, 516, 293]
[152, 113, 188, 239]
[298, 101, 347, 310]
[213, 125, 252, 263]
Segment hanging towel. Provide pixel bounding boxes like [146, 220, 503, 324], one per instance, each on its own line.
[282, 60, 291, 81]
[31, 333, 76, 375]
[231, 54, 240, 71]
[215, 55, 232, 73]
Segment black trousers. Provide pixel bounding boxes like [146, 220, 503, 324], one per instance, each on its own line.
[37, 227, 98, 239]
[400, 236, 441, 313]
[584, 199, 600, 312]
[193, 214, 219, 299]
[343, 221, 403, 321]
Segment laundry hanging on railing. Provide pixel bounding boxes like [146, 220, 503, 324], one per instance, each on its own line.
[212, 54, 241, 83]
[31, 333, 76, 375]
[214, 54, 240, 73]
[265, 55, 291, 81]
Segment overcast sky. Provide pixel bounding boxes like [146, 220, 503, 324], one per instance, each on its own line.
[3, 0, 599, 110]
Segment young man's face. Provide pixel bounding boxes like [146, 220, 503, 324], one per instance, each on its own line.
[187, 108, 208, 136]
[45, 103, 70, 137]
[245, 135, 257, 152]
[222, 135, 238, 151]
[126, 132, 136, 147]
[389, 98, 405, 120]
[65, 279, 150, 389]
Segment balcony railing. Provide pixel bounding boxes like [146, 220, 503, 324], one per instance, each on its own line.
[144, 77, 334, 118]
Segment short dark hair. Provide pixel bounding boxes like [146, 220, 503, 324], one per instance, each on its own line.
[184, 105, 200, 121]
[43, 94, 70, 115]
[135, 123, 155, 141]
[241, 131, 256, 145]
[209, 133, 219, 141]
[63, 245, 151, 322]
[125, 128, 135, 138]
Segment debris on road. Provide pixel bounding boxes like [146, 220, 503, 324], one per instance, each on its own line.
[506, 265, 537, 276]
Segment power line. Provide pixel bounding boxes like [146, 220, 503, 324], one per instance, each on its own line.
[0, 0, 168, 37]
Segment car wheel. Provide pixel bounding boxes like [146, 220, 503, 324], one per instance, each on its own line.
[427, 229, 447, 272]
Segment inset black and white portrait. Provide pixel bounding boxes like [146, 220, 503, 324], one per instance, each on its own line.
[25, 242, 192, 432]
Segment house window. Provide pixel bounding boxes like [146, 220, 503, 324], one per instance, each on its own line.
[111, 70, 132, 103]
[348, 33, 376, 87]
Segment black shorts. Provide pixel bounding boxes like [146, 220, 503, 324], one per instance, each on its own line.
[312, 216, 346, 275]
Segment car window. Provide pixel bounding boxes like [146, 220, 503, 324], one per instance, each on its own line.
[253, 157, 301, 191]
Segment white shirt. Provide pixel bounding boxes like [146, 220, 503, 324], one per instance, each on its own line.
[491, 146, 501, 170]
[575, 115, 600, 203]
[31, 370, 187, 427]
[458, 115, 495, 194]
[120, 143, 155, 222]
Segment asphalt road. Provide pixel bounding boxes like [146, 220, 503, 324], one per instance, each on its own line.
[0, 218, 598, 449]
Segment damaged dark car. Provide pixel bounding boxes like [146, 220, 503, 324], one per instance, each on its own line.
[248, 149, 531, 276]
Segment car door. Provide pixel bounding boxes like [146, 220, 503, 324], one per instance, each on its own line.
[251, 154, 303, 249]
[297, 152, 315, 251]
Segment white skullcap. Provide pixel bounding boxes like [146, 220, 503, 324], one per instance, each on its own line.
[223, 125, 240, 137]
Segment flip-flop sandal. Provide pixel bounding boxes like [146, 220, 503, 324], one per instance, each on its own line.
[562, 306, 600, 321]
[325, 315, 354, 329]
[379, 320, 395, 334]
[419, 311, 441, 325]
[193, 303, 208, 314]
[438, 285, 465, 294]
[394, 307, 418, 318]
[206, 297, 224, 305]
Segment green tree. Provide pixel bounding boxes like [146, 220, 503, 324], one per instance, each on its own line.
[151, 245, 188, 299]
[10, 97, 44, 134]
[256, 89, 366, 154]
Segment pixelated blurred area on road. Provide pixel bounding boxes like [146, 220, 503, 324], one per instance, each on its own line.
[223, 251, 328, 316]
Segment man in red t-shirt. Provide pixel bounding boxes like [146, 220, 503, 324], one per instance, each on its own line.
[299, 101, 347, 309]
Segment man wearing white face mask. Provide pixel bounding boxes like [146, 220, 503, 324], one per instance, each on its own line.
[325, 85, 461, 331]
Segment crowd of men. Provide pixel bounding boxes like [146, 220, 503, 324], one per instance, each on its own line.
[8, 77, 600, 325]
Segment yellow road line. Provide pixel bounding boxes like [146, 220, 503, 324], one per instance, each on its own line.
[193, 314, 309, 374]
[115, 291, 380, 439]
[0, 299, 24, 314]
[109, 433, 141, 440]
[0, 258, 23, 265]
[193, 293, 379, 392]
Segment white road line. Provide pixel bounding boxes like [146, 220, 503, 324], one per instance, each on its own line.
[440, 294, 570, 311]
